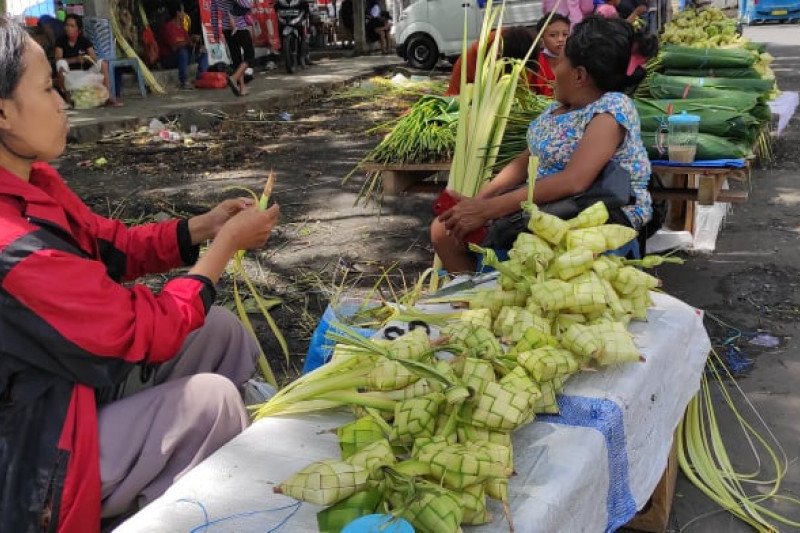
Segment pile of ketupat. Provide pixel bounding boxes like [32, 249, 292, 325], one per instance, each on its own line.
[661, 7, 742, 48]
[252, 194, 682, 532]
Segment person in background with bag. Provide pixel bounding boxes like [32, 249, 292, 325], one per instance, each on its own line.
[0, 18, 281, 530]
[54, 14, 121, 106]
[159, 1, 209, 90]
[213, 0, 256, 96]
[431, 16, 657, 273]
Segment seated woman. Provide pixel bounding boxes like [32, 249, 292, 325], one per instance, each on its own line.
[54, 14, 121, 106]
[445, 26, 538, 97]
[530, 13, 570, 97]
[0, 18, 280, 529]
[432, 16, 658, 273]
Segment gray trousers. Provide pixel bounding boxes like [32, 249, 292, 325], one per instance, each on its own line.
[98, 306, 260, 518]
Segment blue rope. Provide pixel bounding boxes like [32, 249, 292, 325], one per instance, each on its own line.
[176, 498, 302, 533]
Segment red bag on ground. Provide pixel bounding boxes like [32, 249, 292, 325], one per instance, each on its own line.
[194, 72, 227, 89]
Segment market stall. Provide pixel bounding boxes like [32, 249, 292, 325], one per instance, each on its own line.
[117, 287, 710, 533]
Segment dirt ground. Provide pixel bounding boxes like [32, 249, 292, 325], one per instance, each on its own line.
[57, 72, 449, 382]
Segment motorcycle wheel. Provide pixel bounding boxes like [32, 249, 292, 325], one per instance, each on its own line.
[284, 34, 299, 73]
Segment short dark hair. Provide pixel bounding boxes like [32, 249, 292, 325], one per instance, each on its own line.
[499, 26, 535, 61]
[565, 15, 658, 92]
[0, 17, 28, 99]
[535, 12, 570, 34]
[64, 14, 83, 31]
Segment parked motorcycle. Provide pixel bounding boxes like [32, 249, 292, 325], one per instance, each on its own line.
[275, 0, 310, 73]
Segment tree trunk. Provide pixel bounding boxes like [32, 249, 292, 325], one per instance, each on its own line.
[353, 0, 367, 54]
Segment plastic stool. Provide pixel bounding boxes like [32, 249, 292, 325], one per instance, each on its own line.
[84, 17, 147, 98]
[107, 58, 147, 98]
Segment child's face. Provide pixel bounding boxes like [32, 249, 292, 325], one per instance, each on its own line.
[542, 21, 570, 57]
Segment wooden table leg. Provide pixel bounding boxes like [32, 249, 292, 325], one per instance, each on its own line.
[697, 174, 717, 205]
[382, 170, 434, 195]
[664, 173, 689, 231]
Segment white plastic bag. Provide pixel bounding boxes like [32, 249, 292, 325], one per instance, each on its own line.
[64, 70, 108, 109]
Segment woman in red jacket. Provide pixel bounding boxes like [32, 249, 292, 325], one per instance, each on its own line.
[0, 18, 279, 532]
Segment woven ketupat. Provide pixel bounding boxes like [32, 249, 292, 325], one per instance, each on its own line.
[561, 323, 602, 359]
[399, 485, 463, 533]
[275, 459, 369, 505]
[346, 439, 396, 478]
[415, 442, 511, 489]
[390, 393, 444, 444]
[493, 306, 551, 343]
[550, 249, 595, 281]
[337, 416, 386, 459]
[532, 378, 560, 414]
[442, 322, 503, 359]
[612, 266, 661, 296]
[461, 484, 492, 525]
[518, 346, 579, 383]
[527, 206, 569, 245]
[568, 274, 608, 314]
[386, 327, 431, 360]
[367, 359, 420, 390]
[459, 357, 497, 396]
[529, 279, 574, 312]
[591, 321, 642, 365]
[566, 227, 610, 254]
[468, 379, 539, 431]
[592, 255, 622, 280]
[597, 224, 638, 250]
[459, 308, 493, 330]
[567, 201, 609, 229]
[508, 232, 555, 267]
[381, 378, 441, 401]
[509, 326, 558, 355]
[456, 424, 512, 447]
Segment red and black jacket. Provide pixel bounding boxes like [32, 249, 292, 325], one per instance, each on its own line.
[0, 163, 215, 532]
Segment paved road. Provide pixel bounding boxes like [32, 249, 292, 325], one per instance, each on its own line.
[663, 23, 800, 533]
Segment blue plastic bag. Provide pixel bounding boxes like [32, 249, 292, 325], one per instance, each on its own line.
[303, 300, 378, 374]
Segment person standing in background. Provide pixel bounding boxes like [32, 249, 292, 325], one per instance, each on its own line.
[212, 0, 256, 96]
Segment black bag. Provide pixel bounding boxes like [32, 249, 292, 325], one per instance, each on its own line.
[482, 161, 635, 250]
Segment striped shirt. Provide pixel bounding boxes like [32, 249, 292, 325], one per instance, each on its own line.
[211, 0, 252, 31]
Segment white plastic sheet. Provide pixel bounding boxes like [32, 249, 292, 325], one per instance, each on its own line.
[119, 292, 710, 533]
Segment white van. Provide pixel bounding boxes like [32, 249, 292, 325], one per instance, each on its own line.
[394, 0, 541, 70]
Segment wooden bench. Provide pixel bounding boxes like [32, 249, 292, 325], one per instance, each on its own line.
[358, 162, 451, 195]
[651, 164, 749, 233]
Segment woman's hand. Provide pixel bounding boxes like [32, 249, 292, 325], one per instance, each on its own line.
[438, 192, 490, 241]
[216, 204, 280, 251]
[188, 204, 280, 284]
[188, 197, 255, 244]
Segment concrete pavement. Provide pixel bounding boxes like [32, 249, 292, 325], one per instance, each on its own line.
[66, 54, 404, 143]
[663, 24, 800, 533]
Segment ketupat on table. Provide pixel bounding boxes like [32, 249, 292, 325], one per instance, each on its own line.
[118, 283, 710, 533]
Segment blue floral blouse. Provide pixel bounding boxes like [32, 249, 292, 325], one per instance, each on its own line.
[526, 92, 652, 229]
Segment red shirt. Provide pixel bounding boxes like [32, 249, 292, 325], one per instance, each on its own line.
[158, 19, 190, 60]
[532, 51, 556, 97]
